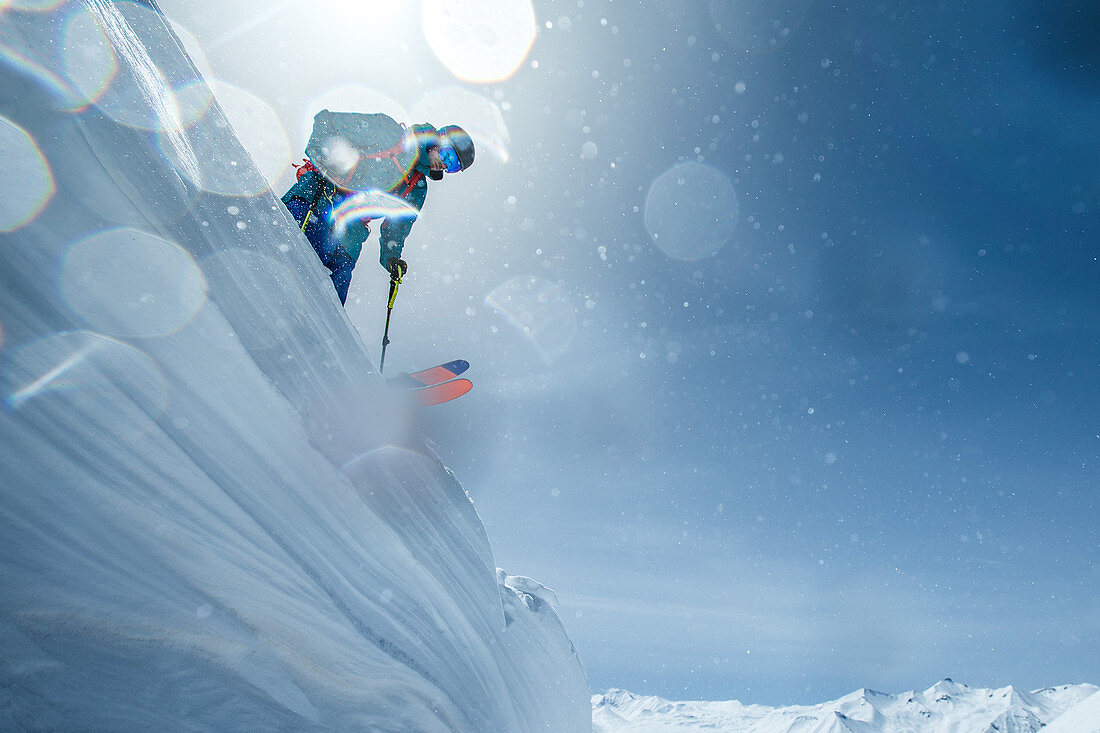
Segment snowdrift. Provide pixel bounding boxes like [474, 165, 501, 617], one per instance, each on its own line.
[0, 1, 588, 730]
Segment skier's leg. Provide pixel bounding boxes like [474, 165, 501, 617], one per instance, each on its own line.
[329, 247, 356, 305]
[285, 197, 336, 264]
[286, 196, 356, 303]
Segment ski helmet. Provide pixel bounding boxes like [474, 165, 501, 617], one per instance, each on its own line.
[439, 125, 475, 171]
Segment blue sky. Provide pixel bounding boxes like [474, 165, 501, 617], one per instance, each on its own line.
[157, 0, 1098, 704]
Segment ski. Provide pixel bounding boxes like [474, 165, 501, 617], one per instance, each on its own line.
[411, 378, 473, 406]
[386, 359, 469, 390]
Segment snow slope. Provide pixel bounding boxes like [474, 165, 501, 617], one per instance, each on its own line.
[0, 1, 588, 730]
[592, 680, 1099, 733]
[1043, 690, 1100, 733]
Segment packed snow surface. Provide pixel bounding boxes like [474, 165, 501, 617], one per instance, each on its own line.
[0, 1, 588, 730]
[592, 680, 1100, 733]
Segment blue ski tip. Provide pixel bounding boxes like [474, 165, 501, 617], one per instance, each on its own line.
[439, 359, 469, 374]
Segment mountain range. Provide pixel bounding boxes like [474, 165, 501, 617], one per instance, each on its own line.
[592, 679, 1100, 732]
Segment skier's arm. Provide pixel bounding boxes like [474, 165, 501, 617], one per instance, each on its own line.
[376, 126, 436, 270]
[378, 180, 427, 270]
[340, 217, 369, 263]
[281, 169, 322, 208]
[379, 221, 414, 269]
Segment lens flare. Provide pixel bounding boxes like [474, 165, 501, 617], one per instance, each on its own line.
[0, 115, 54, 231]
[60, 3, 118, 107]
[212, 81, 290, 186]
[59, 228, 208, 338]
[411, 86, 510, 162]
[2, 331, 168, 440]
[645, 161, 739, 261]
[3, 0, 68, 9]
[161, 79, 286, 193]
[159, 81, 281, 197]
[71, 0, 206, 134]
[157, 19, 217, 126]
[331, 190, 418, 238]
[709, 0, 813, 55]
[165, 16, 214, 87]
[486, 276, 576, 364]
[422, 0, 536, 83]
[1, 3, 99, 109]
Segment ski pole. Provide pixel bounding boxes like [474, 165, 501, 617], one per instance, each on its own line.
[379, 273, 401, 373]
[300, 172, 329, 233]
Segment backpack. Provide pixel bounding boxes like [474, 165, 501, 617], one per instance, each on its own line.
[304, 110, 419, 193]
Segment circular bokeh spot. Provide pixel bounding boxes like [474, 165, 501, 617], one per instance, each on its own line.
[2, 0, 67, 9]
[0, 1, 114, 110]
[709, 0, 814, 54]
[60, 4, 118, 109]
[410, 86, 510, 162]
[68, 0, 204, 132]
[486, 276, 576, 363]
[166, 17, 215, 89]
[422, 0, 536, 83]
[165, 81, 288, 195]
[212, 82, 290, 186]
[59, 228, 207, 337]
[644, 161, 739, 260]
[0, 115, 54, 231]
[3, 331, 168, 440]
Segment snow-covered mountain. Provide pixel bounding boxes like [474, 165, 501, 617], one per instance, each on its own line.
[0, 1, 588, 730]
[592, 680, 1100, 733]
[1042, 690, 1100, 733]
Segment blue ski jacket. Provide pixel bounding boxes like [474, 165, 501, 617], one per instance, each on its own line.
[281, 122, 438, 277]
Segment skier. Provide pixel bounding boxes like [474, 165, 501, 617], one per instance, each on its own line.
[281, 111, 475, 304]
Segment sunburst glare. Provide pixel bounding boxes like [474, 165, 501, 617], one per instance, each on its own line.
[422, 0, 536, 83]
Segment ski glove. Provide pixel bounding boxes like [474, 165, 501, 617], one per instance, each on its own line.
[386, 257, 408, 280]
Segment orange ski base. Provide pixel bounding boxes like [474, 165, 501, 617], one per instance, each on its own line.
[415, 378, 473, 406]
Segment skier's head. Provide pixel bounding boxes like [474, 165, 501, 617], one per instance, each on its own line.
[438, 125, 475, 173]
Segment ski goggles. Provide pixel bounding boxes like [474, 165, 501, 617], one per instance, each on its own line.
[438, 143, 463, 173]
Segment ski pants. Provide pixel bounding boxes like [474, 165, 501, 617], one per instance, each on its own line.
[284, 196, 357, 304]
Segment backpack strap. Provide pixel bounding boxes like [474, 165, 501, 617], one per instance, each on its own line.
[319, 141, 408, 189]
[360, 134, 414, 184]
[297, 123, 422, 198]
[291, 159, 338, 232]
[398, 170, 424, 199]
[361, 139, 409, 161]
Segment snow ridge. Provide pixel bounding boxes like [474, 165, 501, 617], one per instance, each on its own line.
[592, 680, 1100, 733]
[0, 2, 588, 730]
